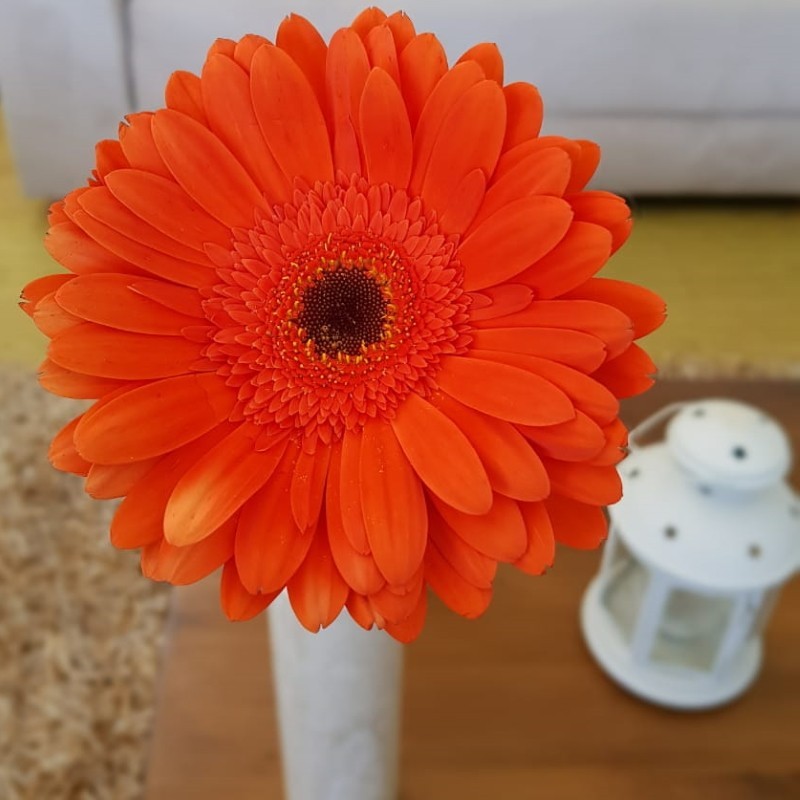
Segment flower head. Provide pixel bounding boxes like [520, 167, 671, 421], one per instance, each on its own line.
[22, 7, 665, 641]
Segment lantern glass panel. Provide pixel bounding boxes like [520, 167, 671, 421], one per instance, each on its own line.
[650, 589, 735, 672]
[746, 588, 780, 642]
[601, 534, 649, 643]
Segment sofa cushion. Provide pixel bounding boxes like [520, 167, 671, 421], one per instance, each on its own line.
[129, 0, 800, 194]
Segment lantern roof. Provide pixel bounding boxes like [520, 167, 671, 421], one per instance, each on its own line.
[667, 399, 791, 491]
[610, 400, 800, 592]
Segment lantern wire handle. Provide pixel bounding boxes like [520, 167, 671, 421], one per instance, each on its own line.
[627, 403, 687, 452]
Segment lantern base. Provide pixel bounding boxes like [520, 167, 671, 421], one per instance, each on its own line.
[580, 577, 762, 710]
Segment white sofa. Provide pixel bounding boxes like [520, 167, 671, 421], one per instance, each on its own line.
[2, 0, 799, 198]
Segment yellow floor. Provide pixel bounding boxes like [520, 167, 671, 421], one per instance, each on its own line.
[2, 109, 799, 374]
[607, 198, 800, 376]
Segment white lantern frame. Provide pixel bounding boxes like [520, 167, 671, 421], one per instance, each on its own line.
[581, 399, 800, 710]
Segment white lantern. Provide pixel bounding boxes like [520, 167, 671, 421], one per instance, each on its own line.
[581, 399, 800, 710]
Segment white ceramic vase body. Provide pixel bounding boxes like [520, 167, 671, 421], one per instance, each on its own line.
[268, 593, 403, 800]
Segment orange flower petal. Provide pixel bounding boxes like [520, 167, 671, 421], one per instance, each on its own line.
[290, 444, 331, 531]
[55, 273, 199, 335]
[66, 211, 212, 288]
[276, 14, 328, 111]
[384, 11, 416, 51]
[85, 458, 158, 499]
[364, 26, 400, 84]
[564, 278, 666, 339]
[288, 525, 349, 632]
[206, 37, 237, 60]
[351, 7, 388, 38]
[569, 190, 632, 253]
[431, 393, 550, 502]
[425, 542, 492, 619]
[31, 294, 81, 337]
[327, 443, 385, 595]
[90, 139, 130, 183]
[130, 279, 204, 318]
[233, 34, 272, 72]
[419, 79, 506, 217]
[592, 343, 657, 399]
[496, 135, 580, 181]
[346, 592, 376, 630]
[514, 502, 555, 575]
[502, 82, 543, 151]
[77, 186, 211, 265]
[110, 425, 232, 549]
[21, 274, 74, 315]
[74, 374, 235, 464]
[383, 590, 427, 643]
[459, 196, 573, 291]
[431, 493, 527, 562]
[368, 567, 424, 624]
[105, 169, 233, 251]
[165, 425, 289, 546]
[545, 494, 608, 549]
[429, 509, 497, 589]
[325, 28, 370, 176]
[234, 444, 315, 594]
[48, 200, 69, 226]
[339, 429, 370, 553]
[471, 327, 607, 372]
[200, 54, 292, 204]
[565, 140, 601, 194]
[473, 351, 619, 426]
[359, 67, 412, 188]
[94, 140, 128, 179]
[476, 298, 633, 360]
[164, 71, 207, 123]
[49, 415, 90, 476]
[589, 418, 629, 467]
[397, 33, 448, 130]
[410, 61, 484, 195]
[49, 323, 202, 380]
[38, 359, 128, 400]
[141, 515, 236, 585]
[328, 520, 386, 596]
[250, 44, 334, 186]
[359, 420, 428, 585]
[519, 410, 606, 462]
[457, 42, 503, 84]
[471, 148, 571, 231]
[515, 221, 612, 300]
[467, 284, 533, 323]
[152, 108, 267, 228]
[118, 113, 172, 179]
[391, 393, 492, 515]
[438, 168, 486, 235]
[541, 458, 622, 506]
[436, 355, 574, 426]
[220, 560, 279, 621]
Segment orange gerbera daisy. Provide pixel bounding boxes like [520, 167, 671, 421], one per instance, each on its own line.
[22, 8, 665, 642]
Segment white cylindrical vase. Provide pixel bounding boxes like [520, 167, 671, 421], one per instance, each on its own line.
[268, 593, 403, 800]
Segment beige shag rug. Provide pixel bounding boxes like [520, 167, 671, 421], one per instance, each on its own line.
[0, 368, 170, 800]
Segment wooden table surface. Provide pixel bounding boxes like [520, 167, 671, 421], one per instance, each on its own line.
[144, 381, 800, 800]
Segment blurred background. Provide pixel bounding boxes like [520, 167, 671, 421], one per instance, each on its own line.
[0, 1, 798, 799]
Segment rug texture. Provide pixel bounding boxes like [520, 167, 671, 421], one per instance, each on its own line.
[0, 368, 170, 800]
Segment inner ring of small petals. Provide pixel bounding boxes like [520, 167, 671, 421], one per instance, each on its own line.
[202, 176, 472, 448]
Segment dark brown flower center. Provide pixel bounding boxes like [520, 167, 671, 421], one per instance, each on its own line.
[296, 265, 389, 357]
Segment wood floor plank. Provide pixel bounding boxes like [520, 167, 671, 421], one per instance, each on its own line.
[145, 380, 800, 800]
